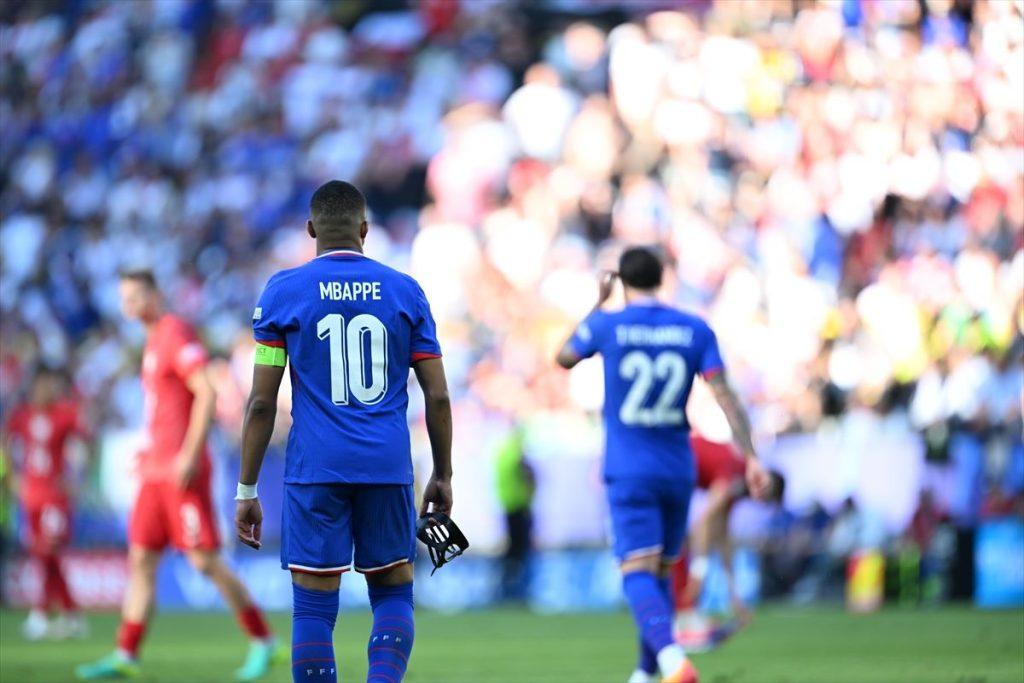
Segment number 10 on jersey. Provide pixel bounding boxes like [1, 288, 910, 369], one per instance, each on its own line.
[316, 313, 389, 406]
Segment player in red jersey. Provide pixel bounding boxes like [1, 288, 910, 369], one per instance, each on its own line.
[671, 435, 784, 651]
[3, 367, 89, 640]
[76, 271, 278, 681]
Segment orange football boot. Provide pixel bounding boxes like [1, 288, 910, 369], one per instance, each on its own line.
[661, 658, 699, 683]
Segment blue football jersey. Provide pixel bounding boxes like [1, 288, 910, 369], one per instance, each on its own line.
[252, 249, 441, 485]
[568, 300, 724, 482]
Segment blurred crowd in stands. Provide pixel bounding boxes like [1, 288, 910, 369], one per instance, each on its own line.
[1, 0, 1022, 557]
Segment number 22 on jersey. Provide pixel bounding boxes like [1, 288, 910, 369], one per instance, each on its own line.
[618, 350, 688, 426]
[316, 313, 389, 406]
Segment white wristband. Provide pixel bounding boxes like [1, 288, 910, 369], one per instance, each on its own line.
[235, 483, 258, 500]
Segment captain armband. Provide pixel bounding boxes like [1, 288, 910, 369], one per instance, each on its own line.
[254, 343, 287, 367]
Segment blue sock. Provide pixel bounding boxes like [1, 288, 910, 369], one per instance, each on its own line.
[367, 582, 415, 683]
[623, 571, 675, 659]
[638, 637, 658, 674]
[637, 577, 674, 674]
[291, 583, 339, 683]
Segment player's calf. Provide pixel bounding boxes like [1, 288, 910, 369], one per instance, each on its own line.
[365, 564, 415, 683]
[291, 577, 340, 683]
[620, 555, 695, 683]
[186, 550, 277, 680]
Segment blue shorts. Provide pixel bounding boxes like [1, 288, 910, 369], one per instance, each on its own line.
[606, 477, 693, 563]
[281, 483, 416, 575]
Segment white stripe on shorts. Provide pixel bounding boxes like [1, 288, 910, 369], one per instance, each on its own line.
[354, 557, 411, 574]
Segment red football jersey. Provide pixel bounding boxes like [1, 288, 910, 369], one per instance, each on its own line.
[5, 400, 87, 505]
[692, 434, 746, 490]
[139, 314, 210, 482]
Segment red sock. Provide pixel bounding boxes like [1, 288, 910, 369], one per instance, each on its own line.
[236, 605, 271, 641]
[44, 555, 77, 612]
[672, 556, 694, 612]
[116, 620, 147, 659]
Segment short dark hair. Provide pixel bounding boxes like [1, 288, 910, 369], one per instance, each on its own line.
[310, 180, 366, 234]
[618, 246, 663, 290]
[120, 269, 157, 290]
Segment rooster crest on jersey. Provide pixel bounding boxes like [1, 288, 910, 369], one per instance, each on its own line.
[416, 512, 469, 575]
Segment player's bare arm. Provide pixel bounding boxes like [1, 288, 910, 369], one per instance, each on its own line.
[177, 367, 217, 488]
[706, 372, 771, 500]
[413, 357, 453, 516]
[235, 362, 286, 550]
[556, 270, 617, 369]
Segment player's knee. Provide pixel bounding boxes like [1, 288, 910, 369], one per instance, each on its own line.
[128, 547, 161, 578]
[292, 571, 341, 592]
[620, 554, 661, 575]
[186, 550, 219, 576]
[364, 561, 414, 587]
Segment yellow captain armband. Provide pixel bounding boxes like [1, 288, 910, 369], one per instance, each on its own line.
[254, 342, 287, 367]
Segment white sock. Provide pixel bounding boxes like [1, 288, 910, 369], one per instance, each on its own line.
[627, 668, 656, 683]
[657, 643, 687, 675]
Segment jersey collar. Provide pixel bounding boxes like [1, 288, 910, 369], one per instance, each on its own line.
[627, 296, 662, 307]
[315, 249, 366, 259]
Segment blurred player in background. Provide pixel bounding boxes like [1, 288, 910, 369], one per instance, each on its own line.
[235, 180, 453, 683]
[495, 426, 536, 603]
[3, 367, 89, 640]
[557, 247, 771, 683]
[673, 435, 786, 650]
[76, 271, 276, 681]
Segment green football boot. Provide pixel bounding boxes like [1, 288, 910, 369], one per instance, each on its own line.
[75, 652, 141, 680]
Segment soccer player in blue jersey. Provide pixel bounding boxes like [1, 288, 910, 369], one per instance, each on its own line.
[556, 247, 770, 683]
[235, 180, 453, 683]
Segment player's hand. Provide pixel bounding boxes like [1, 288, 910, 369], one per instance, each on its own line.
[235, 498, 263, 549]
[175, 453, 200, 489]
[596, 270, 617, 305]
[420, 473, 452, 517]
[745, 458, 771, 501]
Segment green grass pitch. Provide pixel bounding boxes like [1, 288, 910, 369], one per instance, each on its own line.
[1, 606, 1021, 682]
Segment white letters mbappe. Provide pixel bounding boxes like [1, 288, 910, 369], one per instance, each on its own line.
[319, 281, 383, 301]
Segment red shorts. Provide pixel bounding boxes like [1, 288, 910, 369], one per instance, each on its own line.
[128, 475, 220, 552]
[23, 496, 71, 554]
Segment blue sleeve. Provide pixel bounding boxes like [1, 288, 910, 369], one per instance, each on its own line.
[567, 311, 606, 359]
[699, 324, 725, 378]
[252, 274, 287, 346]
[410, 282, 442, 361]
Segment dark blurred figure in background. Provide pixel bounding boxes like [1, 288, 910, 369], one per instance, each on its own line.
[899, 489, 954, 605]
[495, 427, 535, 603]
